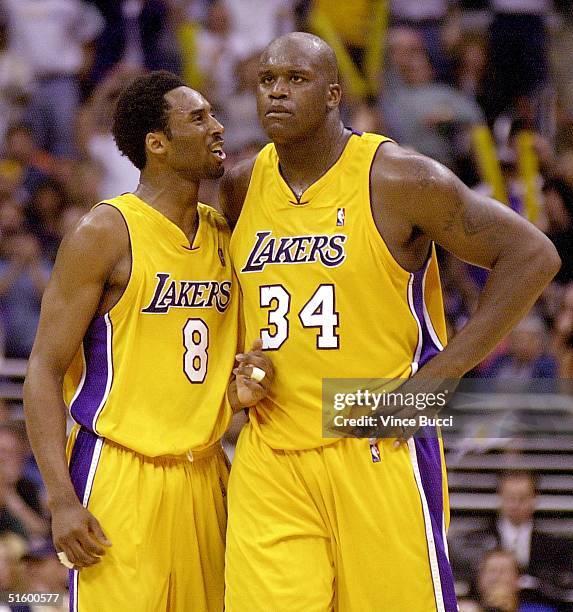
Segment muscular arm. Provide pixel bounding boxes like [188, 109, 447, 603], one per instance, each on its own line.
[23, 205, 128, 566]
[219, 156, 257, 229]
[373, 145, 561, 378]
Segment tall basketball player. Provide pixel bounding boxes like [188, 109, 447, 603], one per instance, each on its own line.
[23, 71, 273, 612]
[221, 34, 560, 611]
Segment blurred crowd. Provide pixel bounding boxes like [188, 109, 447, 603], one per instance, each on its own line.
[0, 0, 572, 610]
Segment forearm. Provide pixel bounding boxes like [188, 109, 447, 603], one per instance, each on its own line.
[421, 245, 559, 378]
[23, 360, 78, 510]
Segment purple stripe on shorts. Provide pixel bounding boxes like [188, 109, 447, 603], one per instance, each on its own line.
[69, 569, 75, 612]
[68, 427, 99, 612]
[69, 427, 99, 504]
[412, 263, 440, 368]
[70, 316, 110, 430]
[414, 436, 458, 612]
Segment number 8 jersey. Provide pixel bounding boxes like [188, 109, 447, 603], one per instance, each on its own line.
[63, 194, 238, 456]
[230, 132, 447, 450]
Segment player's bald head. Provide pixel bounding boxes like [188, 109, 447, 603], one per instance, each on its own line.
[260, 32, 339, 83]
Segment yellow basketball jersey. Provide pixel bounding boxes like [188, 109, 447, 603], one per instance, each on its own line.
[63, 194, 238, 456]
[230, 132, 447, 450]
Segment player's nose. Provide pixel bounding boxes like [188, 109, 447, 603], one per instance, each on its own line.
[269, 77, 288, 99]
[210, 114, 224, 134]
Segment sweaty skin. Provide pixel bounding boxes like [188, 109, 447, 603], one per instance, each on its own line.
[23, 86, 273, 571]
[221, 32, 561, 437]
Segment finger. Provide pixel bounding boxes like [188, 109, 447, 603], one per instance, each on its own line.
[235, 354, 274, 377]
[88, 516, 112, 547]
[80, 531, 108, 557]
[238, 365, 273, 391]
[64, 539, 100, 568]
[242, 378, 265, 394]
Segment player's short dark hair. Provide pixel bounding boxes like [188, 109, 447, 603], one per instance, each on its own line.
[112, 70, 186, 170]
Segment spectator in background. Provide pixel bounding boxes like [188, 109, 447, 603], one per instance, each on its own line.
[449, 32, 488, 118]
[189, 0, 236, 112]
[452, 472, 573, 610]
[0, 425, 48, 541]
[555, 283, 573, 378]
[482, 0, 551, 126]
[0, 16, 34, 146]
[2, 123, 60, 202]
[76, 64, 140, 200]
[382, 26, 484, 170]
[220, 51, 268, 155]
[390, 0, 450, 78]
[2, 0, 104, 158]
[476, 549, 557, 612]
[482, 315, 558, 380]
[0, 200, 50, 359]
[25, 180, 68, 263]
[223, 0, 294, 59]
[88, 0, 181, 88]
[541, 178, 573, 285]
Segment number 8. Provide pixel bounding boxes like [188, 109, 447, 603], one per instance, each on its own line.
[183, 319, 208, 383]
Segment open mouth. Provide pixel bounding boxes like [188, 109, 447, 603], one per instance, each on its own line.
[209, 142, 226, 161]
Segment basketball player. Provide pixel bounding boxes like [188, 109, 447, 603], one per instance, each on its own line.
[23, 71, 273, 612]
[221, 34, 560, 611]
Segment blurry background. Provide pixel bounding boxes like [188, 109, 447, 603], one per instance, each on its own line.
[0, 1, 572, 611]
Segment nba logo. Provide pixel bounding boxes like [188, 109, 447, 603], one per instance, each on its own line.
[370, 442, 381, 463]
[336, 208, 345, 226]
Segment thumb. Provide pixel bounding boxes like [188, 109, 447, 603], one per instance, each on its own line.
[250, 338, 264, 352]
[89, 515, 112, 546]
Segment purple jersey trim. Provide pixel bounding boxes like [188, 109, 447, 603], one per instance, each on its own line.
[70, 315, 112, 431]
[411, 260, 441, 369]
[414, 436, 458, 611]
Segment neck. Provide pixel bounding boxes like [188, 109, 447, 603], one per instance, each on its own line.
[135, 168, 200, 236]
[274, 116, 350, 199]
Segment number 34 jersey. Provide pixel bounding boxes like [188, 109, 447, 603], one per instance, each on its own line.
[63, 194, 238, 457]
[230, 132, 447, 451]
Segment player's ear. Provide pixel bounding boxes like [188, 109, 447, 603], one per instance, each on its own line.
[146, 131, 168, 157]
[326, 83, 342, 110]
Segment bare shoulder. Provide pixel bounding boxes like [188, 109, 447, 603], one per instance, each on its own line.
[55, 203, 129, 279]
[219, 155, 258, 229]
[371, 142, 456, 200]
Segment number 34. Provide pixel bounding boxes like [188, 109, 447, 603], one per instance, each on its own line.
[260, 284, 339, 350]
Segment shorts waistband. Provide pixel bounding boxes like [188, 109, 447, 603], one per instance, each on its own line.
[104, 437, 222, 463]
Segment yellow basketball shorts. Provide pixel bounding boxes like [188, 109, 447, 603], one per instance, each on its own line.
[225, 423, 457, 612]
[66, 426, 229, 612]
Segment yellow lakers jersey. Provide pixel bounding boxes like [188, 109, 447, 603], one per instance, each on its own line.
[63, 194, 238, 456]
[230, 132, 447, 450]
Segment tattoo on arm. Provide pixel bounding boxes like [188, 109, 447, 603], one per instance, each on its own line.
[443, 197, 497, 236]
[461, 204, 497, 235]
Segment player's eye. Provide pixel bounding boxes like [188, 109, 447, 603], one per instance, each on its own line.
[291, 75, 304, 83]
[261, 75, 274, 85]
